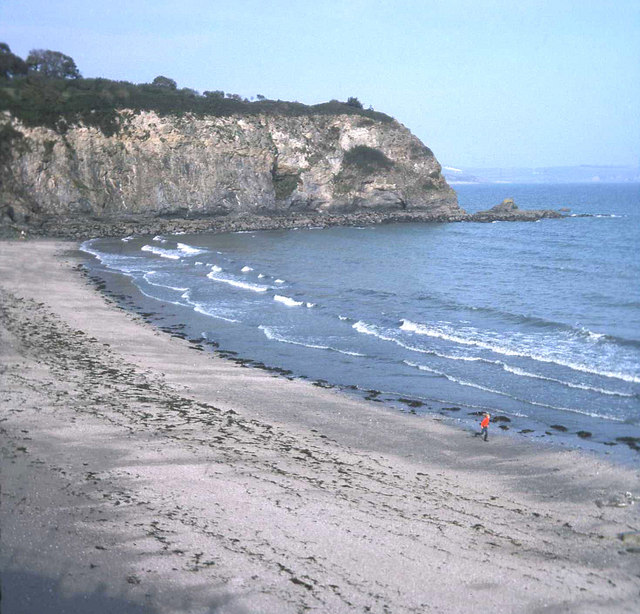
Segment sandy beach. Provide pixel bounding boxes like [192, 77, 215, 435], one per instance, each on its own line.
[1, 239, 639, 613]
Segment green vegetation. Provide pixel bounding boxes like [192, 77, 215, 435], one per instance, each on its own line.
[272, 172, 300, 200]
[43, 139, 56, 159]
[0, 43, 27, 79]
[333, 146, 395, 195]
[346, 96, 363, 109]
[26, 49, 80, 79]
[342, 145, 394, 173]
[410, 141, 434, 158]
[0, 44, 393, 137]
[0, 123, 27, 164]
[151, 75, 177, 90]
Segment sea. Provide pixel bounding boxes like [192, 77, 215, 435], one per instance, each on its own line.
[81, 183, 640, 465]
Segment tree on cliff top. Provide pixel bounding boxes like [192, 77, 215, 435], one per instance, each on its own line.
[26, 49, 81, 79]
[0, 43, 28, 79]
[0, 45, 393, 136]
[151, 75, 177, 89]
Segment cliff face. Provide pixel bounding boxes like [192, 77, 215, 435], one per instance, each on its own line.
[0, 110, 461, 226]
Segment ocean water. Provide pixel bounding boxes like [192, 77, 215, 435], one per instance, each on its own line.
[81, 183, 640, 464]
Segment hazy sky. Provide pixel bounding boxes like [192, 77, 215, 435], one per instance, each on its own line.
[1, 0, 638, 168]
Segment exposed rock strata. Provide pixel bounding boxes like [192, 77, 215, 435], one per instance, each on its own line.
[0, 110, 459, 228]
[0, 112, 567, 239]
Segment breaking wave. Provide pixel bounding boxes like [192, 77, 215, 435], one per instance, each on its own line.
[402, 361, 625, 421]
[206, 271, 269, 293]
[260, 326, 364, 356]
[399, 319, 640, 384]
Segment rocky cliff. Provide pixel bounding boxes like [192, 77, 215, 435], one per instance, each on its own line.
[0, 109, 461, 231]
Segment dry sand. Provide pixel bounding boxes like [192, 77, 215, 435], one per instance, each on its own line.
[1, 239, 639, 613]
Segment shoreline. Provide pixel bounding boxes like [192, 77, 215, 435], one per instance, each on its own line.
[2, 239, 639, 613]
[85, 261, 640, 468]
[81, 231, 640, 468]
[0, 204, 564, 241]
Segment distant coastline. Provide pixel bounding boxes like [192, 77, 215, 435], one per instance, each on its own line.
[443, 165, 640, 185]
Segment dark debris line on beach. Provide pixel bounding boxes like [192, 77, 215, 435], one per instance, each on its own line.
[2, 285, 639, 612]
[80, 264, 636, 458]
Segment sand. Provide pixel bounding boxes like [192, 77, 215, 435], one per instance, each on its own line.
[1, 239, 639, 614]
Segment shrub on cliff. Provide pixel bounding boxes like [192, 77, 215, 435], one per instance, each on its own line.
[0, 45, 394, 135]
[333, 146, 395, 196]
[342, 145, 394, 172]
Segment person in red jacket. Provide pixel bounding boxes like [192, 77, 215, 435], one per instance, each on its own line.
[479, 413, 490, 441]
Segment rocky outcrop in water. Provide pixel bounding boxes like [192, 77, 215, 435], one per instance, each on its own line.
[469, 198, 564, 222]
[0, 110, 461, 230]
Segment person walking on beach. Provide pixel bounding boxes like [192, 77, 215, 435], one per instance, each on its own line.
[477, 413, 490, 441]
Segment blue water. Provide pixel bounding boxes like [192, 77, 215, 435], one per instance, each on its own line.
[81, 183, 640, 464]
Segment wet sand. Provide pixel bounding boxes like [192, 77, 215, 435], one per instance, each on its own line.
[1, 239, 639, 613]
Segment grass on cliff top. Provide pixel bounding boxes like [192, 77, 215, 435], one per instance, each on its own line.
[0, 75, 394, 136]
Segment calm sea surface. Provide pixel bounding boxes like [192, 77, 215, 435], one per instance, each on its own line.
[82, 183, 640, 464]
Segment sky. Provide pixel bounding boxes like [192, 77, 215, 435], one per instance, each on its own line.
[1, 0, 638, 168]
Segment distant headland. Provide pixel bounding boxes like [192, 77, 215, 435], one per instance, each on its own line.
[0, 44, 565, 238]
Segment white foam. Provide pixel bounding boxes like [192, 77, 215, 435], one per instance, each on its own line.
[274, 295, 303, 307]
[141, 245, 181, 259]
[581, 327, 605, 342]
[403, 360, 506, 396]
[502, 365, 634, 397]
[260, 326, 364, 356]
[306, 303, 316, 308]
[402, 360, 442, 376]
[193, 304, 240, 323]
[79, 240, 103, 260]
[80, 241, 148, 275]
[241, 266, 253, 272]
[402, 361, 624, 421]
[354, 321, 428, 353]
[258, 273, 265, 278]
[133, 283, 190, 309]
[176, 289, 240, 323]
[152, 235, 166, 243]
[143, 271, 188, 292]
[206, 272, 269, 293]
[353, 320, 452, 357]
[210, 265, 222, 273]
[353, 321, 382, 337]
[176, 242, 206, 256]
[400, 319, 640, 384]
[354, 321, 505, 370]
[275, 279, 285, 284]
[121, 236, 134, 242]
